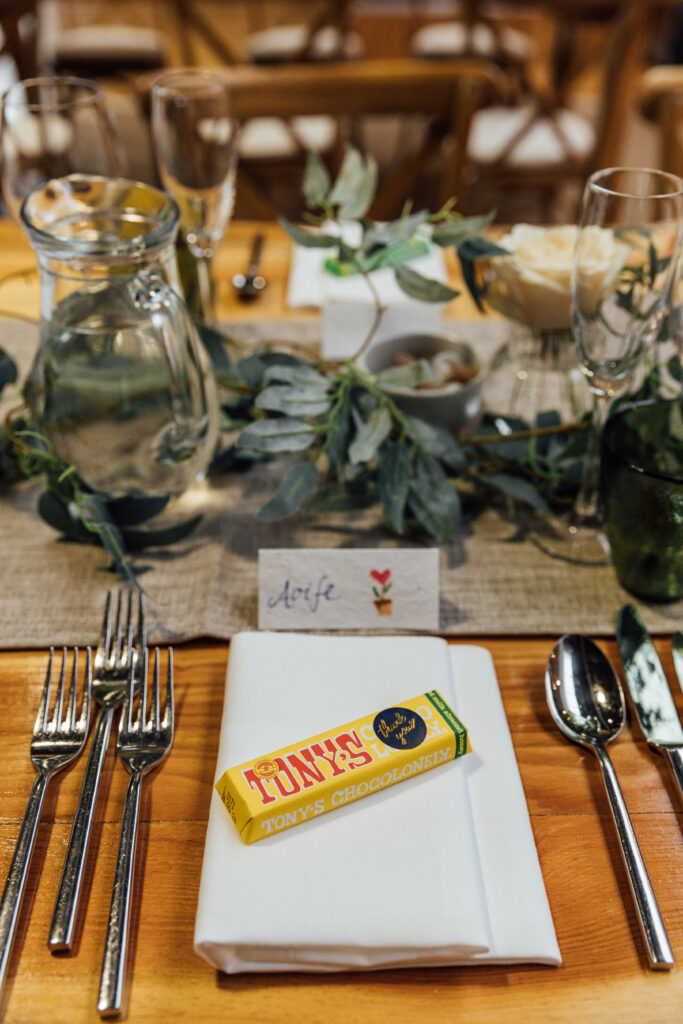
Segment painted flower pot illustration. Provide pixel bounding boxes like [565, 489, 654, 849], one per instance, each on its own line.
[370, 569, 393, 616]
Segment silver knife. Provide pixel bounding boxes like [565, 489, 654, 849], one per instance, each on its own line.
[670, 632, 683, 695]
[616, 604, 683, 802]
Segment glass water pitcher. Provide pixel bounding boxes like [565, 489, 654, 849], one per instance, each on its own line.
[21, 174, 219, 499]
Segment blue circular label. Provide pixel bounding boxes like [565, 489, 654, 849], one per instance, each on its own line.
[373, 706, 427, 750]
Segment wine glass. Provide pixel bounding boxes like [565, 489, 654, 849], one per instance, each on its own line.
[0, 76, 126, 223]
[151, 69, 239, 323]
[543, 166, 683, 564]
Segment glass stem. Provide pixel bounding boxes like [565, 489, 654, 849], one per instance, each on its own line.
[572, 391, 608, 524]
[196, 254, 215, 324]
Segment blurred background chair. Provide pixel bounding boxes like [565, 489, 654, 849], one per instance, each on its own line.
[638, 64, 683, 180]
[220, 57, 504, 219]
[0, 0, 38, 91]
[0, 1, 675, 224]
[460, 0, 648, 222]
[243, 0, 362, 64]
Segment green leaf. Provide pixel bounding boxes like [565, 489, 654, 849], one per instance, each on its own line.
[236, 417, 317, 453]
[363, 211, 429, 249]
[120, 515, 202, 551]
[329, 147, 378, 220]
[431, 212, 496, 247]
[263, 363, 330, 390]
[458, 236, 508, 259]
[479, 472, 552, 514]
[393, 264, 459, 303]
[105, 495, 171, 528]
[278, 217, 341, 249]
[38, 491, 91, 542]
[257, 460, 318, 522]
[375, 360, 435, 388]
[196, 323, 234, 379]
[405, 416, 467, 473]
[667, 355, 683, 382]
[348, 405, 392, 464]
[378, 440, 412, 534]
[256, 384, 331, 417]
[0, 348, 18, 392]
[407, 453, 460, 543]
[305, 481, 377, 514]
[303, 151, 331, 207]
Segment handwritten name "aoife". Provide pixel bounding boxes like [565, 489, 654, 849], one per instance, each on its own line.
[266, 574, 340, 614]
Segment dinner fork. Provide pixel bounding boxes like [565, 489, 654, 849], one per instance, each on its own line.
[98, 647, 174, 1017]
[0, 647, 91, 996]
[49, 590, 145, 952]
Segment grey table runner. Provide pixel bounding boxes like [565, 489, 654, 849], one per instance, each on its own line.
[1, 315, 679, 647]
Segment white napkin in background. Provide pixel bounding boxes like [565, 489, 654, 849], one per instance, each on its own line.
[194, 633, 561, 973]
[286, 237, 450, 310]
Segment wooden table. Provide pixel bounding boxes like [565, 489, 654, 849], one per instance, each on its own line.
[0, 220, 681, 1023]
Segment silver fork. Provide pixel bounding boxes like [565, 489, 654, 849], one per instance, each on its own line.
[0, 647, 91, 996]
[49, 589, 145, 952]
[98, 647, 174, 1017]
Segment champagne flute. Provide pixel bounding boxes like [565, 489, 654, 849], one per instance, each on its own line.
[542, 166, 683, 564]
[0, 76, 126, 223]
[151, 69, 239, 323]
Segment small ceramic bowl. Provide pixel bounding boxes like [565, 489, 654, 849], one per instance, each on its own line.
[356, 333, 483, 432]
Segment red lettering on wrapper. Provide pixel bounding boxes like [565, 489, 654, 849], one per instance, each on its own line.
[336, 730, 373, 769]
[272, 757, 302, 797]
[242, 769, 277, 805]
[310, 738, 347, 776]
[286, 750, 327, 788]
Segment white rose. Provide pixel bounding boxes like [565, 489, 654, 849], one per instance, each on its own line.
[486, 224, 628, 332]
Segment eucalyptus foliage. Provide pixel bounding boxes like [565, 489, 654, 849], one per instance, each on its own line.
[279, 148, 507, 328]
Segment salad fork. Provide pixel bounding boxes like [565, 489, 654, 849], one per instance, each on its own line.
[98, 647, 174, 1017]
[49, 590, 145, 952]
[0, 647, 91, 995]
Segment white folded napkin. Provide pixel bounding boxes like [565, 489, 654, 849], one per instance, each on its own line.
[194, 633, 560, 973]
[286, 233, 449, 310]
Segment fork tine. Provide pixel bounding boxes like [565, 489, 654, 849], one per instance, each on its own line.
[65, 648, 78, 731]
[113, 591, 124, 664]
[48, 649, 67, 732]
[151, 649, 161, 731]
[122, 590, 134, 665]
[34, 648, 54, 735]
[135, 591, 146, 651]
[162, 648, 174, 732]
[97, 592, 113, 663]
[76, 648, 92, 732]
[125, 657, 136, 734]
[136, 648, 147, 731]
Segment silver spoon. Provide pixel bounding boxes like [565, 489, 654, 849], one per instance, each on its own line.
[232, 232, 266, 302]
[545, 634, 674, 970]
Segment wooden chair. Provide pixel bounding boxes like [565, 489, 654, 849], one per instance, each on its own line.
[461, 0, 648, 222]
[0, 0, 38, 81]
[638, 65, 683, 179]
[218, 57, 505, 220]
[243, 0, 361, 64]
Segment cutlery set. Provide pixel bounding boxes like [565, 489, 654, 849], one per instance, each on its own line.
[0, 591, 174, 1018]
[546, 604, 683, 971]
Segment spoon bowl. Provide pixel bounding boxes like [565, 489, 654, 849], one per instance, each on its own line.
[545, 634, 626, 749]
[545, 633, 673, 969]
[232, 231, 267, 302]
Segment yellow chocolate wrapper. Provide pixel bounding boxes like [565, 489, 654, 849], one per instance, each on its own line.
[215, 690, 470, 844]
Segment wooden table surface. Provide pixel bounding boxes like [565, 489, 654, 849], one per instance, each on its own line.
[0, 219, 681, 1023]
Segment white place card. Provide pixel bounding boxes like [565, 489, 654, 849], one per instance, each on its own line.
[258, 548, 439, 631]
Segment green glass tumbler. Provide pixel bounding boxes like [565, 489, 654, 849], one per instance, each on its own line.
[600, 399, 683, 601]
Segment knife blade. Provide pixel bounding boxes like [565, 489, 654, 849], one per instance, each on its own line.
[670, 632, 683, 695]
[616, 604, 683, 801]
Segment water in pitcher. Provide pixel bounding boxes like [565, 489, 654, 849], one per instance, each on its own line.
[21, 175, 219, 500]
[27, 278, 216, 498]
